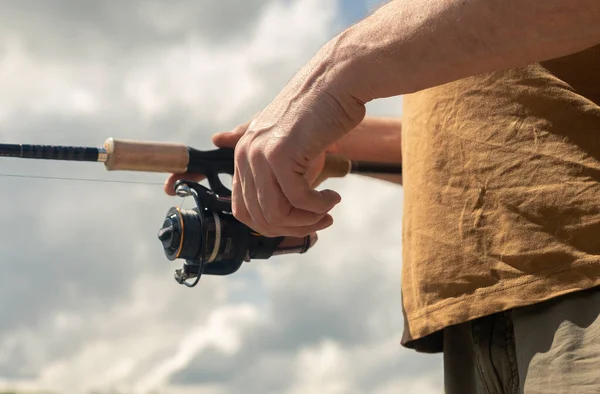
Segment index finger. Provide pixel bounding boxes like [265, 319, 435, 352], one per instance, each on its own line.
[275, 169, 341, 214]
[163, 173, 206, 196]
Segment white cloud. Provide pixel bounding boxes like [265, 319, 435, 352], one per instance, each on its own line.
[134, 305, 260, 393]
[0, 38, 103, 120]
[286, 340, 356, 394]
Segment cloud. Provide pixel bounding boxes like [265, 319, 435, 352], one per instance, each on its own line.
[0, 0, 443, 393]
[133, 304, 260, 392]
[0, 0, 272, 60]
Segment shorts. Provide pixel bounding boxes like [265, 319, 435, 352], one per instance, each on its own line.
[443, 286, 600, 394]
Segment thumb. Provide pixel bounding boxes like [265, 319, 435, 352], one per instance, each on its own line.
[212, 132, 241, 148]
[212, 122, 250, 148]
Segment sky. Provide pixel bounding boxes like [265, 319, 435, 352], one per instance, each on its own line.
[0, 1, 443, 393]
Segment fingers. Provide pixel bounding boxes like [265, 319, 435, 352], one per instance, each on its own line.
[212, 130, 245, 148]
[163, 173, 206, 196]
[232, 175, 335, 237]
[232, 155, 335, 237]
[277, 170, 341, 214]
[212, 119, 252, 147]
[256, 168, 330, 226]
[237, 163, 264, 226]
[231, 159, 340, 236]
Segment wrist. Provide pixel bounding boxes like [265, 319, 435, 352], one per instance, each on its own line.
[315, 15, 411, 104]
[310, 37, 368, 126]
[277, 43, 367, 151]
[314, 28, 371, 105]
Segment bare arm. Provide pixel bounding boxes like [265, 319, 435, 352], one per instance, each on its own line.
[323, 0, 600, 102]
[226, 0, 600, 236]
[333, 117, 402, 185]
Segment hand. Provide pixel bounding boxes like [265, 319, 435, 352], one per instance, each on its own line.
[167, 44, 366, 237]
[231, 72, 365, 237]
[163, 120, 338, 196]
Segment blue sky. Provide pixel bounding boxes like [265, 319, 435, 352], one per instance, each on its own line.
[340, 0, 373, 24]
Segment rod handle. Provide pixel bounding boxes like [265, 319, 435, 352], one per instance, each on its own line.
[103, 138, 189, 173]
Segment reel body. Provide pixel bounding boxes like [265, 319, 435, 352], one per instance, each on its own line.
[158, 180, 317, 287]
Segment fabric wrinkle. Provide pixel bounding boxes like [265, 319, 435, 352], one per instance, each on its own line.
[401, 46, 600, 352]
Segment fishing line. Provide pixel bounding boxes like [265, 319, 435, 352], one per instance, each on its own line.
[0, 172, 165, 186]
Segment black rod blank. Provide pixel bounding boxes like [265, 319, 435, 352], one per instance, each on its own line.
[351, 161, 402, 175]
[0, 143, 102, 162]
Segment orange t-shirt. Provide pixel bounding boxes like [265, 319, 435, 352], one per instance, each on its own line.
[400, 46, 600, 352]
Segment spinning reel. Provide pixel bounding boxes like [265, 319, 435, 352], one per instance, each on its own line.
[157, 168, 317, 288]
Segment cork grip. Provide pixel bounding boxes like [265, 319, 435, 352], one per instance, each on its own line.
[311, 154, 352, 188]
[103, 138, 189, 173]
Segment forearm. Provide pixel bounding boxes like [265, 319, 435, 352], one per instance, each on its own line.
[324, 0, 600, 101]
[336, 116, 403, 185]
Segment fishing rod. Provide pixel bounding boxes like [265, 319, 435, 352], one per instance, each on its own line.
[0, 138, 402, 287]
[0, 138, 402, 189]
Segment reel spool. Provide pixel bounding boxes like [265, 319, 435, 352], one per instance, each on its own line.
[157, 180, 317, 287]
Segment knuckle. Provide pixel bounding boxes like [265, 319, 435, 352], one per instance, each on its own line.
[248, 149, 264, 166]
[264, 143, 287, 163]
[263, 146, 278, 162]
[234, 143, 248, 159]
[239, 142, 263, 165]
